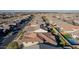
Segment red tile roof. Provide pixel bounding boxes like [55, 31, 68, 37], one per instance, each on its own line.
[61, 25, 79, 31]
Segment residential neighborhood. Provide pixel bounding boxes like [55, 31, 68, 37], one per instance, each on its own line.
[0, 11, 79, 49]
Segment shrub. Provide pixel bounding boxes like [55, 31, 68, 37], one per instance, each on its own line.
[7, 41, 19, 49]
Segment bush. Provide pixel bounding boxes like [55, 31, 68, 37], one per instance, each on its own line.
[76, 37, 79, 40]
[63, 33, 72, 38]
[7, 41, 19, 49]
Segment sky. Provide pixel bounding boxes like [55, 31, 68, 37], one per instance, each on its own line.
[0, 10, 79, 13]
